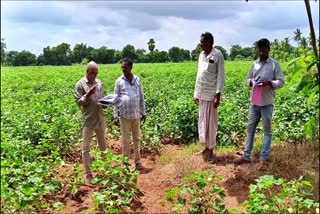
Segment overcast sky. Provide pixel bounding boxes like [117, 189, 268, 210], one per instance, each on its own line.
[1, 1, 319, 55]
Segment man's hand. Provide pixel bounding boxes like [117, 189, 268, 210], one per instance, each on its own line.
[260, 80, 272, 87]
[194, 98, 199, 106]
[114, 117, 120, 127]
[249, 80, 253, 87]
[213, 94, 220, 108]
[141, 115, 146, 123]
[87, 84, 97, 97]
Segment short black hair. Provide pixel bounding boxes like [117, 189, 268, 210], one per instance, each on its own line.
[201, 32, 214, 46]
[257, 38, 270, 49]
[122, 57, 133, 68]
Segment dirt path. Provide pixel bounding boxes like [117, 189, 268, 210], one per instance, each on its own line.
[55, 141, 268, 213]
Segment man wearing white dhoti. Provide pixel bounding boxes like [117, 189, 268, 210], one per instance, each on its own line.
[194, 32, 225, 164]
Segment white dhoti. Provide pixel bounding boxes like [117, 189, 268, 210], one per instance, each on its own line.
[198, 100, 218, 149]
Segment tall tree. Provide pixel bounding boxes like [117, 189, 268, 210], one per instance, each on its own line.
[293, 28, 303, 46]
[52, 43, 72, 65]
[136, 48, 147, 63]
[72, 43, 92, 63]
[147, 38, 156, 53]
[121, 44, 138, 62]
[5, 51, 18, 66]
[229, 45, 242, 60]
[168, 47, 182, 62]
[191, 43, 202, 61]
[15, 51, 37, 66]
[300, 37, 309, 49]
[1, 38, 6, 64]
[153, 50, 169, 63]
[43, 46, 57, 65]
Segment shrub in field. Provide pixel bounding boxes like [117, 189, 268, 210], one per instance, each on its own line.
[163, 171, 228, 214]
[88, 150, 142, 213]
[241, 175, 319, 214]
[1, 140, 63, 213]
[168, 97, 198, 142]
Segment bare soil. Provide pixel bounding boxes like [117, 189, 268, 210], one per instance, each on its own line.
[52, 140, 282, 214]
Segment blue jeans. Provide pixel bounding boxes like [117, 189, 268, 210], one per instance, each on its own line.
[244, 105, 273, 161]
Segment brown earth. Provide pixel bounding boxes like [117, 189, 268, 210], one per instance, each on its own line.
[50, 140, 279, 214]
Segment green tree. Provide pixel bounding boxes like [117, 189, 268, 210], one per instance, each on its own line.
[191, 43, 202, 61]
[114, 50, 122, 63]
[300, 37, 309, 49]
[36, 54, 44, 65]
[121, 44, 138, 62]
[154, 50, 169, 63]
[15, 51, 36, 66]
[72, 43, 93, 64]
[5, 50, 36, 66]
[229, 45, 242, 60]
[43, 46, 57, 65]
[90, 46, 108, 64]
[294, 28, 303, 46]
[168, 47, 183, 62]
[1, 38, 6, 64]
[147, 38, 156, 53]
[181, 49, 191, 61]
[136, 48, 147, 63]
[4, 50, 18, 66]
[52, 43, 72, 65]
[241, 47, 253, 60]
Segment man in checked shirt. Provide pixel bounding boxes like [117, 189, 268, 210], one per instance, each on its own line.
[114, 57, 147, 170]
[74, 61, 107, 182]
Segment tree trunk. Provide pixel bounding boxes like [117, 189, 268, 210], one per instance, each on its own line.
[304, 0, 320, 84]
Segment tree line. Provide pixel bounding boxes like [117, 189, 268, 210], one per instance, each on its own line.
[0, 29, 316, 66]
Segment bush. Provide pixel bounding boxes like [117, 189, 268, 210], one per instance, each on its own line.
[241, 175, 319, 214]
[163, 171, 228, 214]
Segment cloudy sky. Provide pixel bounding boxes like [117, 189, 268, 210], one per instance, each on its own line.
[1, 1, 319, 56]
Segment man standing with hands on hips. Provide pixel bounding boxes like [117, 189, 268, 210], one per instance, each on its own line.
[194, 32, 225, 164]
[114, 57, 146, 170]
[234, 38, 284, 170]
[74, 61, 108, 182]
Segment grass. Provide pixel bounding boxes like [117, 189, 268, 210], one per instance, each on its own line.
[265, 142, 319, 200]
[158, 139, 319, 200]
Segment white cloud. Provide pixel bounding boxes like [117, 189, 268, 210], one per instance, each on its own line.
[1, 1, 319, 55]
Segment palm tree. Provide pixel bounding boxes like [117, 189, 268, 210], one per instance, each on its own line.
[294, 28, 303, 46]
[147, 39, 156, 53]
[300, 37, 308, 49]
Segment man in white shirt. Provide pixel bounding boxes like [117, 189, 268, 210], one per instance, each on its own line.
[114, 57, 146, 170]
[194, 32, 225, 163]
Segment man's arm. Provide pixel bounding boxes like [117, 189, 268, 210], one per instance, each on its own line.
[139, 79, 146, 117]
[271, 61, 285, 89]
[246, 64, 255, 87]
[215, 53, 225, 95]
[74, 82, 90, 107]
[113, 80, 120, 119]
[113, 80, 121, 126]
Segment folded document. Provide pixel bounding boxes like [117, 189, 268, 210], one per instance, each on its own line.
[97, 94, 122, 107]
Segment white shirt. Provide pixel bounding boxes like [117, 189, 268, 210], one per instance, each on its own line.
[113, 75, 146, 120]
[194, 48, 225, 101]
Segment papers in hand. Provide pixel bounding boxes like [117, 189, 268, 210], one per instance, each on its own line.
[253, 81, 263, 87]
[97, 94, 122, 107]
[251, 82, 263, 105]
